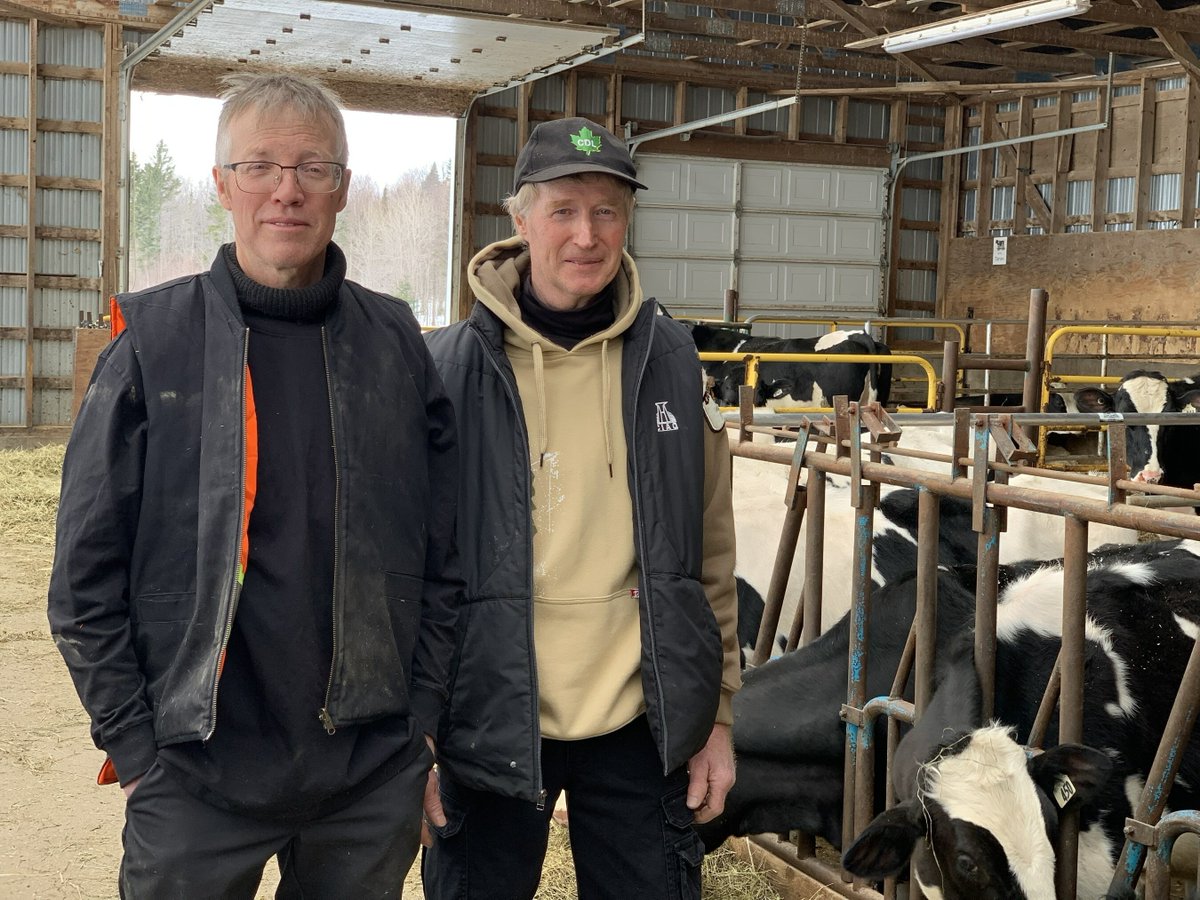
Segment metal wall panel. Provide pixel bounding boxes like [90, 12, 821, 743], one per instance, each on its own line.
[1150, 172, 1181, 212]
[38, 238, 101, 278]
[0, 337, 20, 376]
[39, 25, 102, 66]
[577, 76, 606, 117]
[745, 91, 787, 134]
[0, 18, 28, 62]
[622, 79, 673, 123]
[476, 115, 517, 157]
[40, 76, 102, 122]
[39, 187, 101, 228]
[0, 387, 19, 424]
[0, 235, 25, 273]
[473, 213, 512, 248]
[39, 131, 101, 179]
[38, 287, 99, 326]
[847, 100, 888, 141]
[0, 285, 21, 325]
[475, 164, 513, 206]
[0, 72, 27, 118]
[0, 127, 27, 174]
[0, 185, 24, 225]
[686, 85, 734, 121]
[800, 97, 835, 136]
[530, 74, 565, 113]
[478, 86, 518, 109]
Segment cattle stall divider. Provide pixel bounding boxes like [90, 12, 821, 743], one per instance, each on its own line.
[728, 400, 1200, 899]
[699, 350, 938, 412]
[1036, 323, 1200, 467]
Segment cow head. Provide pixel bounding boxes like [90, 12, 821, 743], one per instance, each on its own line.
[842, 725, 1111, 898]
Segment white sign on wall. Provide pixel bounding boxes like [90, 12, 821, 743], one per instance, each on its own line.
[992, 236, 1008, 266]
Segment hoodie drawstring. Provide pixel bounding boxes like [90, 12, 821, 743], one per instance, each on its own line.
[532, 341, 548, 467]
[601, 338, 614, 478]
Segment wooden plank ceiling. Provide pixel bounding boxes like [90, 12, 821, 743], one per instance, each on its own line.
[22, 0, 1200, 112]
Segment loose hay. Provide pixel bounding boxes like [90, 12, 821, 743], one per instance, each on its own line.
[0, 445, 65, 545]
[535, 822, 780, 899]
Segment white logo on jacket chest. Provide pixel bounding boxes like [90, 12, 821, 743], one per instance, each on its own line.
[655, 401, 679, 432]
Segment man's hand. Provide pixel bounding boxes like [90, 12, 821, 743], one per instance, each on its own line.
[121, 776, 142, 800]
[420, 735, 447, 848]
[685, 723, 734, 824]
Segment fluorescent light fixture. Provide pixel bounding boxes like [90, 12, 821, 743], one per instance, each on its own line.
[876, 0, 1091, 54]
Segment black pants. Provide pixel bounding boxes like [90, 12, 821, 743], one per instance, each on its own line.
[119, 745, 429, 899]
[421, 716, 703, 900]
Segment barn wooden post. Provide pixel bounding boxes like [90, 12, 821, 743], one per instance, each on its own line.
[1021, 288, 1049, 440]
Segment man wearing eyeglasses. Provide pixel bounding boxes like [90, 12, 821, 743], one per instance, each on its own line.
[48, 72, 461, 897]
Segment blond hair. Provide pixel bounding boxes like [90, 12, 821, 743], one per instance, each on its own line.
[502, 174, 635, 226]
[215, 73, 348, 166]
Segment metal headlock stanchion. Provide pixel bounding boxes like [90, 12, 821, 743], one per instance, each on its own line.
[729, 401, 1200, 899]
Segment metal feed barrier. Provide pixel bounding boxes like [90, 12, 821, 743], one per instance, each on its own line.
[728, 398, 1200, 899]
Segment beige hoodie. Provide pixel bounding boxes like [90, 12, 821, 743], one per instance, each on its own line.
[468, 236, 740, 741]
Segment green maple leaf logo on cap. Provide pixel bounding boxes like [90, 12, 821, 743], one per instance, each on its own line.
[569, 126, 602, 156]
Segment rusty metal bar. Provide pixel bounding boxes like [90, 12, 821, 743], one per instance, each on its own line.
[940, 341, 959, 413]
[723, 287, 738, 322]
[1054, 515, 1088, 900]
[1022, 288, 1049, 444]
[844, 458, 878, 852]
[1028, 655, 1061, 750]
[914, 490, 939, 714]
[974, 505, 1001, 721]
[800, 470, 827, 649]
[728, 443, 1200, 542]
[1108, 629, 1200, 895]
[749, 438, 807, 667]
[1136, 811, 1200, 900]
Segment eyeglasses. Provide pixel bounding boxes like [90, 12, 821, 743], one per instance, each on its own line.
[223, 160, 345, 194]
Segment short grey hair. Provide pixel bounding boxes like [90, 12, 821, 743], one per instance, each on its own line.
[215, 73, 348, 166]
[503, 173, 635, 226]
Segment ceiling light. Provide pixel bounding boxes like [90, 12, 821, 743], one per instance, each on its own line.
[875, 0, 1091, 54]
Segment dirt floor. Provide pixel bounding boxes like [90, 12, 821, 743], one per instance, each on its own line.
[0, 445, 780, 900]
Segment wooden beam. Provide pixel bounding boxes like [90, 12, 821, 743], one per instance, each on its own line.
[1183, 78, 1199, 228]
[1050, 89, 1071, 233]
[24, 16, 35, 427]
[1134, 77, 1156, 231]
[1129, 0, 1200, 83]
[994, 118, 1053, 226]
[809, 0, 940, 81]
[0, 0, 182, 29]
[937, 103, 964, 314]
[1090, 84, 1111, 233]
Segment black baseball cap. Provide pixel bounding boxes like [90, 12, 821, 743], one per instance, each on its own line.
[513, 117, 648, 192]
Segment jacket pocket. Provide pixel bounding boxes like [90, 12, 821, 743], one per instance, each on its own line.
[383, 571, 423, 665]
[131, 592, 194, 705]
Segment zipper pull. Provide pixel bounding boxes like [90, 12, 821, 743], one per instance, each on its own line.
[536, 788, 547, 812]
[319, 708, 337, 735]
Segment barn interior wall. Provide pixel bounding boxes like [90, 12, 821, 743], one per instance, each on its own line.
[942, 229, 1200, 363]
[459, 67, 912, 322]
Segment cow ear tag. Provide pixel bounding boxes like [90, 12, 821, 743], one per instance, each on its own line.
[1053, 773, 1077, 808]
[702, 390, 725, 432]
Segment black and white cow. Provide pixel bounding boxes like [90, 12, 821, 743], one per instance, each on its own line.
[689, 324, 892, 409]
[1074, 370, 1200, 490]
[703, 540, 1200, 899]
[731, 432, 1138, 639]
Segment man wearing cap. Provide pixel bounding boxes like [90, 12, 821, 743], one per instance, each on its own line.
[421, 117, 740, 897]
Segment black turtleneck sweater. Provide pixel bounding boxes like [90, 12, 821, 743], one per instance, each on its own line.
[518, 274, 616, 350]
[158, 244, 418, 820]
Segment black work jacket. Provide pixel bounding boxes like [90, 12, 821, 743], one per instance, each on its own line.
[425, 298, 722, 803]
[48, 251, 462, 784]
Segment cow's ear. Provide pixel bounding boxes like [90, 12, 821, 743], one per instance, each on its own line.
[1074, 387, 1114, 413]
[1029, 744, 1112, 811]
[1176, 388, 1200, 412]
[841, 802, 922, 878]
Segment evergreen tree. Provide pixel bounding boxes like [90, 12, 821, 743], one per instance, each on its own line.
[130, 141, 182, 263]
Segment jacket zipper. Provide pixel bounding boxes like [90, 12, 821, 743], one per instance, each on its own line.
[319, 327, 342, 734]
[469, 322, 546, 808]
[205, 328, 251, 740]
[628, 310, 670, 769]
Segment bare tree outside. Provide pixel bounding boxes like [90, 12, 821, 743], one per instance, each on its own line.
[128, 148, 453, 326]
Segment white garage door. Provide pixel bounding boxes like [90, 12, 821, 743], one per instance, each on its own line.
[631, 155, 886, 328]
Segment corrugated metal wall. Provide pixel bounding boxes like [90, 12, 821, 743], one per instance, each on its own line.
[0, 19, 106, 425]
